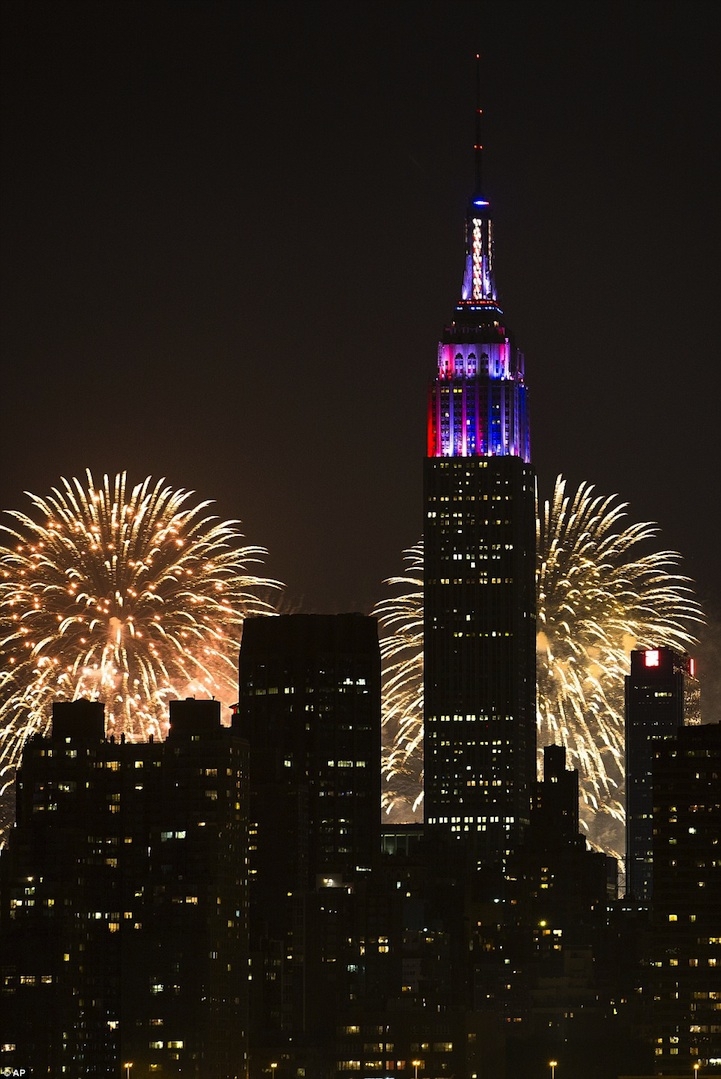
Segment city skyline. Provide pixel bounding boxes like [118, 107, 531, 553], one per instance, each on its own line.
[1, 3, 719, 707]
[2, 7, 719, 1074]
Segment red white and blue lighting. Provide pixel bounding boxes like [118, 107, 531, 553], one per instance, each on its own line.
[427, 184, 530, 461]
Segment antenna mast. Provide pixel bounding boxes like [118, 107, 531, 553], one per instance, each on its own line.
[474, 53, 483, 195]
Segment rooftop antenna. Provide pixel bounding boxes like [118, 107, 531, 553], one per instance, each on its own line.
[474, 53, 484, 196]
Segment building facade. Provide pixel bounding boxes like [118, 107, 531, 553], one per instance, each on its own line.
[236, 613, 381, 1073]
[625, 646, 700, 900]
[0, 698, 249, 1079]
[647, 722, 721, 1074]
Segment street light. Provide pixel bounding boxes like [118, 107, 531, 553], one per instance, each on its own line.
[693, 1064, 701, 1076]
[412, 1061, 422, 1079]
[123, 1066, 133, 1079]
[549, 1061, 558, 1079]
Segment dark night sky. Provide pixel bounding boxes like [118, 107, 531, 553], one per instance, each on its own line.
[2, 3, 720, 706]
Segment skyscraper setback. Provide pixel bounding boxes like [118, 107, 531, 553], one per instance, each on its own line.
[423, 89, 536, 867]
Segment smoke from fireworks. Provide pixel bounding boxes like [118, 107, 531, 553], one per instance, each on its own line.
[0, 472, 281, 800]
[376, 477, 703, 856]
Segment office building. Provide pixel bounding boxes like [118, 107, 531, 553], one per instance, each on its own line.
[236, 613, 381, 1070]
[647, 722, 720, 1074]
[423, 100, 536, 870]
[625, 646, 700, 900]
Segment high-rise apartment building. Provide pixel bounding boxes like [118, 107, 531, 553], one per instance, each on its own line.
[625, 646, 700, 900]
[236, 613, 381, 1069]
[237, 613, 381, 887]
[423, 102, 536, 869]
[0, 698, 249, 1079]
[647, 722, 720, 1073]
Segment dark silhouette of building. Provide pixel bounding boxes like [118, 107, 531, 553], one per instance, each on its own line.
[499, 746, 619, 1072]
[236, 613, 381, 1074]
[423, 93, 536, 871]
[514, 745, 614, 923]
[625, 646, 700, 900]
[0, 698, 249, 1078]
[238, 613, 381, 887]
[647, 722, 721, 1075]
[531, 742, 579, 839]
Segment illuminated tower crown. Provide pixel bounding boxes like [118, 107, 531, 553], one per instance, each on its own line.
[427, 78, 530, 463]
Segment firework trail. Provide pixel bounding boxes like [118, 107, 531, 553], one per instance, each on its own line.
[375, 542, 424, 822]
[0, 472, 281, 802]
[376, 477, 703, 855]
[536, 478, 701, 855]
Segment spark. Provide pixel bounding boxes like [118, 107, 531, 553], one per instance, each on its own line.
[536, 478, 701, 856]
[376, 477, 703, 856]
[0, 471, 281, 808]
[375, 542, 423, 823]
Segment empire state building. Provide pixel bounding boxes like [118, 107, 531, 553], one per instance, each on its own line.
[423, 94, 536, 869]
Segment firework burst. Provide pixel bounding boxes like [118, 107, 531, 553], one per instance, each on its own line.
[375, 542, 423, 822]
[537, 478, 701, 855]
[0, 472, 281, 797]
[376, 476, 703, 855]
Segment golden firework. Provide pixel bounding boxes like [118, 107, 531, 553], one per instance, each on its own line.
[0, 472, 280, 798]
[376, 477, 702, 857]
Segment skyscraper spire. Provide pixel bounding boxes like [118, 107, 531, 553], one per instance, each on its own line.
[474, 53, 484, 198]
[472, 54, 483, 202]
[460, 53, 497, 308]
[427, 73, 529, 462]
